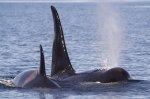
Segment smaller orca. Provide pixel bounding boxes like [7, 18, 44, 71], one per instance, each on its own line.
[13, 45, 60, 88]
[50, 5, 130, 83]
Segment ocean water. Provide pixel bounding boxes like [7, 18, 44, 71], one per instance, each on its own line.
[0, 2, 150, 99]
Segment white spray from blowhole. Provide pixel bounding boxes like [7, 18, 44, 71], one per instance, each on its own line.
[97, 2, 124, 70]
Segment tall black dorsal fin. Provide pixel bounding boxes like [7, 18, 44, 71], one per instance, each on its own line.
[51, 6, 75, 76]
[39, 45, 46, 76]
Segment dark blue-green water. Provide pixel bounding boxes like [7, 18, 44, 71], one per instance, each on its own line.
[0, 2, 150, 99]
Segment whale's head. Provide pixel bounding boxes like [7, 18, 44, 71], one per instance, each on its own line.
[102, 67, 130, 83]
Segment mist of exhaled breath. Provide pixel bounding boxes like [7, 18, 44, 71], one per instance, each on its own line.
[97, 2, 124, 69]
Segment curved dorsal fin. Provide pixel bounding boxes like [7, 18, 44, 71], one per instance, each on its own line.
[51, 6, 75, 76]
[39, 45, 46, 76]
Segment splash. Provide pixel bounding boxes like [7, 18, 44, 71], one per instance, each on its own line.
[97, 2, 124, 69]
[0, 79, 14, 87]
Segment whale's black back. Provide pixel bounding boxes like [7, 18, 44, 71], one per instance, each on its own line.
[51, 6, 75, 77]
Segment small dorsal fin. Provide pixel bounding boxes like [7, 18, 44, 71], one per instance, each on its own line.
[51, 6, 75, 76]
[39, 45, 46, 76]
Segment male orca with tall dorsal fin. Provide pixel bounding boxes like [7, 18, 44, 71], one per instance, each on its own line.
[50, 5, 130, 83]
[51, 6, 75, 79]
[13, 45, 60, 88]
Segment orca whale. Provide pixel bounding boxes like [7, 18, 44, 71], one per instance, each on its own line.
[50, 6, 130, 83]
[13, 45, 60, 88]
